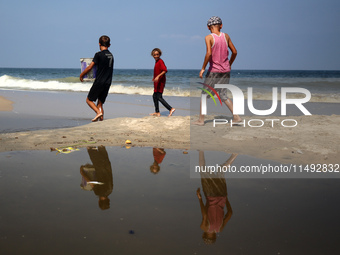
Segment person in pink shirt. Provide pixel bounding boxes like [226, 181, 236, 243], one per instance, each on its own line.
[194, 16, 242, 126]
[196, 151, 237, 244]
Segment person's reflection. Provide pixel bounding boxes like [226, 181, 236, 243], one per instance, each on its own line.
[196, 151, 237, 244]
[149, 148, 166, 174]
[80, 146, 113, 210]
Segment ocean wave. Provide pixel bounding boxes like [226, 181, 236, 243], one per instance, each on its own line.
[0, 75, 91, 92]
[0, 75, 192, 97]
[1, 75, 339, 102]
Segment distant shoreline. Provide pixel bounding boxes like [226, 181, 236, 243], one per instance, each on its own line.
[1, 67, 340, 72]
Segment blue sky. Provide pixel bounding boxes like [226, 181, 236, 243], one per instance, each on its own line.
[0, 0, 339, 70]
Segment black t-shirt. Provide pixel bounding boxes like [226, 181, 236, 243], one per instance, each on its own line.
[93, 49, 114, 86]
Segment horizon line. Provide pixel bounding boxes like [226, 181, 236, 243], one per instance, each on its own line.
[1, 67, 340, 72]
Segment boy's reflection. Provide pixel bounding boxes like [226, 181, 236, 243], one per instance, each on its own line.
[150, 148, 166, 174]
[80, 146, 113, 210]
[196, 151, 237, 244]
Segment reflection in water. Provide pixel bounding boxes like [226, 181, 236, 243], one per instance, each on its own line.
[150, 148, 166, 174]
[1, 148, 340, 253]
[80, 146, 113, 210]
[196, 151, 237, 244]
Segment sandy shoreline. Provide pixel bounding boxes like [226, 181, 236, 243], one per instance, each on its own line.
[0, 114, 339, 164]
[0, 92, 339, 164]
[0, 95, 13, 111]
[0, 116, 190, 151]
[191, 115, 339, 164]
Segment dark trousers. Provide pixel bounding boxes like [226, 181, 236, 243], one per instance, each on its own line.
[153, 92, 172, 113]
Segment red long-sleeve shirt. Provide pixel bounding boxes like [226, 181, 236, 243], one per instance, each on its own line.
[153, 58, 167, 93]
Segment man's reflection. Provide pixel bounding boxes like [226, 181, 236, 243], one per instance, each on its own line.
[150, 148, 166, 174]
[196, 151, 237, 244]
[80, 146, 113, 210]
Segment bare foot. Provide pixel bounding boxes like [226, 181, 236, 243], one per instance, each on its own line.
[232, 116, 242, 122]
[168, 108, 176, 117]
[193, 120, 205, 126]
[92, 112, 103, 122]
[149, 112, 161, 117]
[231, 119, 243, 126]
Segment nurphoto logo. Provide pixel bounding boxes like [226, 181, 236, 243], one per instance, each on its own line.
[199, 83, 312, 128]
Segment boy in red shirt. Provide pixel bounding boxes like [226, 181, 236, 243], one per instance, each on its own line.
[150, 48, 175, 117]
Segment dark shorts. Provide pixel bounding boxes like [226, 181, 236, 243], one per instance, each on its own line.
[87, 83, 111, 103]
[201, 72, 230, 100]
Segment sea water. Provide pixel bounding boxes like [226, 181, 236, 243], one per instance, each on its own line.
[1, 68, 339, 102]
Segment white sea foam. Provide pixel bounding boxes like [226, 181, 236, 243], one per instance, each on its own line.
[1, 75, 339, 102]
[0, 75, 91, 92]
[0, 75, 193, 97]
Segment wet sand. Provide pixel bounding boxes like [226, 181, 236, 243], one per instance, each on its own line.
[0, 90, 339, 164]
[0, 95, 13, 111]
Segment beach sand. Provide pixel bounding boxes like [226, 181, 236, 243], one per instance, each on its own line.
[0, 91, 339, 164]
[0, 95, 13, 111]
